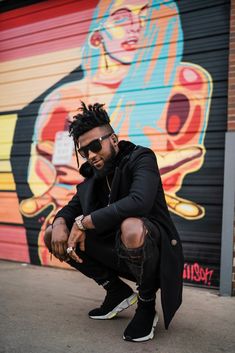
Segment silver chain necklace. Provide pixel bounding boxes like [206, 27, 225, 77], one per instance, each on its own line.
[106, 176, 111, 192]
[106, 176, 112, 207]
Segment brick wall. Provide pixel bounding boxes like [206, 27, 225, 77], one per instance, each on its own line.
[228, 0, 235, 295]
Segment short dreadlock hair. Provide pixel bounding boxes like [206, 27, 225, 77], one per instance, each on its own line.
[69, 101, 114, 168]
[69, 101, 114, 140]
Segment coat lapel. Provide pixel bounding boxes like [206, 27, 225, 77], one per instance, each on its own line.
[109, 167, 121, 204]
[78, 176, 99, 215]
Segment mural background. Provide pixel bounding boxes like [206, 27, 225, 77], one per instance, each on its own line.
[0, 0, 230, 287]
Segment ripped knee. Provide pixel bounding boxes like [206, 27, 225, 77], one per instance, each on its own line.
[120, 217, 146, 248]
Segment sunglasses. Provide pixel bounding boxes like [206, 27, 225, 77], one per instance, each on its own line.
[77, 133, 113, 158]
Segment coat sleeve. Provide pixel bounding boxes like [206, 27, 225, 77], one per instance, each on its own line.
[53, 186, 82, 230]
[90, 150, 160, 234]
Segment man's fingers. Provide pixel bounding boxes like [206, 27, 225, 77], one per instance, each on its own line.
[53, 242, 66, 261]
[58, 242, 67, 258]
[80, 239, 85, 252]
[51, 252, 62, 261]
[68, 249, 83, 263]
[52, 242, 59, 258]
[51, 241, 55, 256]
[67, 227, 86, 262]
[67, 237, 77, 250]
[63, 242, 69, 256]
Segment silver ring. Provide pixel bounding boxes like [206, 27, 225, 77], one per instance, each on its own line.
[66, 247, 74, 254]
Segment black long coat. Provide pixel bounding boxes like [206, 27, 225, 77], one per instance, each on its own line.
[55, 141, 184, 329]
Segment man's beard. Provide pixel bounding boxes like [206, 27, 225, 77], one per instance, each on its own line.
[94, 145, 117, 178]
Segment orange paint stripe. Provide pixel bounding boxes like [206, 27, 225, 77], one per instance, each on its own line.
[0, 192, 23, 223]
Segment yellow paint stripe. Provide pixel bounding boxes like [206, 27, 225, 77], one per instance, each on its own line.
[0, 160, 11, 172]
[0, 47, 82, 111]
[0, 114, 17, 190]
[0, 173, 16, 190]
[0, 114, 18, 145]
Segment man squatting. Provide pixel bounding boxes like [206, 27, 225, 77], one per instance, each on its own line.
[44, 102, 184, 342]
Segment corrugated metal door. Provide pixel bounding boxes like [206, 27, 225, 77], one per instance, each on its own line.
[0, 0, 230, 287]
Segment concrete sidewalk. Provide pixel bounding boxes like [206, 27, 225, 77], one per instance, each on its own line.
[0, 260, 235, 353]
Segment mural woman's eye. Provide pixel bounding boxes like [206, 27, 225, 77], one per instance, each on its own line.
[112, 10, 130, 25]
[166, 94, 190, 135]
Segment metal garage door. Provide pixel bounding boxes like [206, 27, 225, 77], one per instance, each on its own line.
[0, 0, 230, 288]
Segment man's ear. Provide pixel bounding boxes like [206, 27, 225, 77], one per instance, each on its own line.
[112, 134, 118, 144]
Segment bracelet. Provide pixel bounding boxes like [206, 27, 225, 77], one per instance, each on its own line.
[75, 215, 86, 231]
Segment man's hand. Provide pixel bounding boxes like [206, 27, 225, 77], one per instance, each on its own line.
[51, 218, 69, 262]
[67, 223, 86, 263]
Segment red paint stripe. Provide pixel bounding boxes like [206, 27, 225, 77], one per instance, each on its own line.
[0, 10, 93, 61]
[1, 9, 92, 41]
[0, 225, 30, 262]
[1, 0, 98, 30]
[0, 243, 30, 263]
[1, 12, 93, 45]
[0, 0, 99, 61]
[0, 34, 85, 61]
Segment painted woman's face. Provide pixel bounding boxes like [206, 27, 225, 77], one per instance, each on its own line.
[102, 0, 149, 64]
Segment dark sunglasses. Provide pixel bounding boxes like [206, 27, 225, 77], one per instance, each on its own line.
[77, 133, 113, 158]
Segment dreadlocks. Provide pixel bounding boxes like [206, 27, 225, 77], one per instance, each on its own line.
[69, 101, 114, 140]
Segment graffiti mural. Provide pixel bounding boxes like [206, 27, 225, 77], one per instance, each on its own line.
[0, 0, 229, 286]
[183, 263, 214, 287]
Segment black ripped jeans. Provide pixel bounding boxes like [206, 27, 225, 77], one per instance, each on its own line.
[67, 218, 161, 299]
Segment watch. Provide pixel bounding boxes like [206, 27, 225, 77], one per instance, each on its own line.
[75, 215, 86, 231]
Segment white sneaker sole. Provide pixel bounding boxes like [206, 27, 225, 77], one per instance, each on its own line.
[123, 312, 159, 342]
[89, 292, 138, 320]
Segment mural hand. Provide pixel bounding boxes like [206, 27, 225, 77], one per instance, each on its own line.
[20, 194, 54, 217]
[36, 141, 54, 161]
[156, 147, 205, 219]
[165, 193, 205, 220]
[157, 146, 204, 176]
[55, 165, 84, 185]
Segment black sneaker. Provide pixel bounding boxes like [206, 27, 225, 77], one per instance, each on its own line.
[123, 299, 158, 342]
[89, 280, 137, 320]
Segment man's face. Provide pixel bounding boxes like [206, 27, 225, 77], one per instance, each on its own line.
[77, 126, 118, 174]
